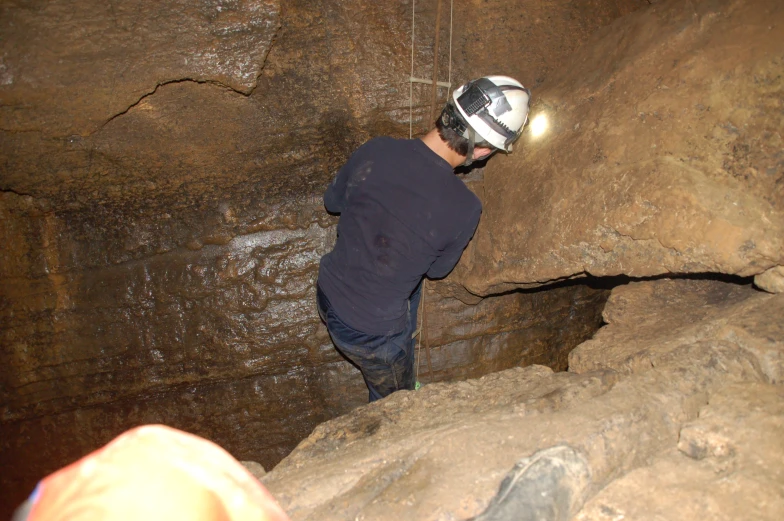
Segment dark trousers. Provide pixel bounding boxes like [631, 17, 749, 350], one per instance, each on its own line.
[317, 284, 421, 402]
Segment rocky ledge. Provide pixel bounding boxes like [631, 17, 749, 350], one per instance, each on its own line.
[262, 278, 784, 520]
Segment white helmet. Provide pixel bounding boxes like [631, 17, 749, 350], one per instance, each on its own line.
[440, 75, 530, 159]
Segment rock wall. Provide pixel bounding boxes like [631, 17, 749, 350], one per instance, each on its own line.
[0, 0, 281, 137]
[0, 0, 659, 515]
[1, 0, 646, 211]
[263, 277, 784, 520]
[257, 1, 784, 518]
[0, 186, 609, 512]
[255, 1, 784, 518]
[450, 0, 784, 295]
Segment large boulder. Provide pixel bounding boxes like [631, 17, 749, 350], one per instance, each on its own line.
[577, 382, 784, 521]
[262, 278, 783, 520]
[452, 0, 784, 295]
[569, 278, 784, 383]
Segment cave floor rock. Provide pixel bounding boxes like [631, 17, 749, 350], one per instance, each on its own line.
[262, 278, 783, 521]
[569, 277, 784, 383]
[578, 382, 784, 521]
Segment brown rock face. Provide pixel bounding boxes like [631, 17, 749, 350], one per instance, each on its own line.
[0, 0, 644, 515]
[755, 265, 784, 294]
[0, 0, 281, 137]
[452, 0, 784, 295]
[578, 382, 784, 521]
[0, 189, 609, 513]
[263, 279, 782, 521]
[569, 277, 784, 384]
[10, 0, 780, 518]
[0, 0, 645, 211]
[572, 279, 784, 521]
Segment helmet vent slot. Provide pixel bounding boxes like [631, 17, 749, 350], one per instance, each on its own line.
[458, 83, 491, 116]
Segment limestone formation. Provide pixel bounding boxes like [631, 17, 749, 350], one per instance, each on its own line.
[577, 383, 784, 520]
[0, 0, 281, 137]
[451, 0, 784, 295]
[0, 199, 608, 513]
[2, 0, 782, 518]
[0, 0, 640, 515]
[569, 278, 784, 384]
[262, 279, 783, 520]
[755, 265, 784, 294]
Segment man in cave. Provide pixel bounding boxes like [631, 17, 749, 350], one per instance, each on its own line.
[317, 76, 531, 402]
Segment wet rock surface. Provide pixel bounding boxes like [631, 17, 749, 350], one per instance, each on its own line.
[262, 278, 783, 520]
[451, 0, 784, 295]
[0, 0, 641, 515]
[3, 0, 779, 519]
[422, 279, 609, 378]
[0, 188, 609, 514]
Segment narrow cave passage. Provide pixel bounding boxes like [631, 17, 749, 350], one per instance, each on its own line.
[413, 279, 611, 382]
[1, 251, 756, 517]
[2, 0, 783, 518]
[0, 257, 612, 514]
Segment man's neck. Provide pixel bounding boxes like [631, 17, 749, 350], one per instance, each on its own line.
[420, 128, 467, 169]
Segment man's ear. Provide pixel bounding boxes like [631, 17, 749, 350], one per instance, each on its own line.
[472, 147, 495, 160]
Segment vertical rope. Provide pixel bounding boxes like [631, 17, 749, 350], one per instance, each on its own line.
[416, 283, 422, 385]
[411, 0, 456, 388]
[422, 281, 434, 382]
[410, 0, 415, 139]
[429, 0, 443, 125]
[411, 0, 421, 385]
[448, 0, 453, 97]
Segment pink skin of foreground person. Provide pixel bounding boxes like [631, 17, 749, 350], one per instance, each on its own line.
[20, 425, 290, 521]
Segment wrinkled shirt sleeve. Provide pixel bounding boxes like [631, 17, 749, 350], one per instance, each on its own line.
[426, 205, 481, 279]
[324, 148, 363, 214]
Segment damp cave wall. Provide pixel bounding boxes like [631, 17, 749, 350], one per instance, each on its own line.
[0, 0, 649, 514]
[259, 0, 784, 516]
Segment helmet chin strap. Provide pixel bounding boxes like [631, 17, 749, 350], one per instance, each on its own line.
[463, 126, 476, 167]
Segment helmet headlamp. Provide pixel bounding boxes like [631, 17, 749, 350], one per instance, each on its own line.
[455, 78, 529, 150]
[441, 75, 531, 162]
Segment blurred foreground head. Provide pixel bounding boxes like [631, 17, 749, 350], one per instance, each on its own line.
[13, 425, 290, 521]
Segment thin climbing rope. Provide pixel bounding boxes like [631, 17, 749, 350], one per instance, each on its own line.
[409, 0, 454, 138]
[411, 0, 454, 386]
[429, 0, 443, 125]
[409, 0, 415, 139]
[415, 282, 422, 385]
[448, 0, 453, 97]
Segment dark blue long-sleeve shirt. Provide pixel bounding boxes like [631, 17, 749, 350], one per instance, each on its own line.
[317, 137, 481, 335]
